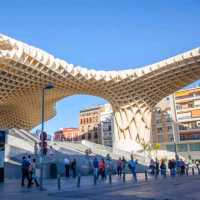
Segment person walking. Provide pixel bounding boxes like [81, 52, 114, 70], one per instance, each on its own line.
[27, 155, 33, 184]
[180, 159, 186, 175]
[168, 160, 173, 177]
[160, 159, 167, 178]
[70, 158, 77, 178]
[171, 159, 176, 177]
[93, 157, 99, 179]
[149, 159, 156, 175]
[21, 156, 31, 187]
[117, 157, 123, 177]
[105, 154, 113, 179]
[31, 158, 39, 187]
[128, 154, 137, 182]
[122, 156, 127, 174]
[99, 158, 106, 180]
[155, 159, 159, 177]
[64, 157, 70, 177]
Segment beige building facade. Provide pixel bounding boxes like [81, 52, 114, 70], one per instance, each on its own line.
[100, 104, 113, 147]
[79, 105, 103, 144]
[79, 104, 114, 146]
[53, 128, 80, 141]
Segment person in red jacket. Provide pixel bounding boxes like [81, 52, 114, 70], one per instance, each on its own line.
[99, 158, 106, 180]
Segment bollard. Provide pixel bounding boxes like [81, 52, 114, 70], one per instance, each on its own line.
[145, 170, 148, 181]
[57, 174, 61, 191]
[122, 171, 126, 183]
[93, 174, 97, 185]
[109, 173, 112, 184]
[192, 167, 195, 176]
[77, 174, 81, 187]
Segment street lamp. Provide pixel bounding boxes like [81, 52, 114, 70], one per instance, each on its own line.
[172, 94, 179, 160]
[172, 121, 178, 160]
[39, 83, 54, 190]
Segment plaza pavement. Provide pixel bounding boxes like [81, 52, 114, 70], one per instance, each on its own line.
[0, 174, 200, 200]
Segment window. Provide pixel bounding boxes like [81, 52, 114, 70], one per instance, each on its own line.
[94, 132, 98, 139]
[168, 134, 174, 142]
[156, 119, 162, 124]
[157, 135, 163, 142]
[82, 135, 85, 139]
[180, 133, 200, 141]
[190, 143, 200, 151]
[176, 104, 182, 110]
[88, 133, 91, 139]
[166, 144, 176, 152]
[81, 126, 85, 132]
[157, 127, 163, 133]
[177, 144, 188, 152]
[167, 126, 172, 131]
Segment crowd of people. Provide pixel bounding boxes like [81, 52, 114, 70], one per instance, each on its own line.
[21, 155, 39, 188]
[91, 154, 138, 181]
[64, 157, 77, 178]
[148, 157, 197, 177]
[21, 152, 200, 187]
[63, 154, 138, 181]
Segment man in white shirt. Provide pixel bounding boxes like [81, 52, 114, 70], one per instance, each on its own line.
[64, 157, 70, 177]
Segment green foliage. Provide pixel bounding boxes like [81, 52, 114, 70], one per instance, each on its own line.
[153, 143, 161, 150]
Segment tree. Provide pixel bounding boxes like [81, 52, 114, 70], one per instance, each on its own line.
[153, 143, 161, 160]
[140, 139, 152, 165]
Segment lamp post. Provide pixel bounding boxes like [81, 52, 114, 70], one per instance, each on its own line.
[172, 94, 178, 160]
[39, 83, 54, 190]
[172, 121, 178, 160]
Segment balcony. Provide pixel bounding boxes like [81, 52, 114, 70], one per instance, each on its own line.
[177, 116, 200, 122]
[179, 126, 200, 133]
[176, 95, 200, 103]
[176, 104, 200, 113]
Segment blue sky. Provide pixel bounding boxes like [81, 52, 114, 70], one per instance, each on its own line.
[1, 0, 200, 135]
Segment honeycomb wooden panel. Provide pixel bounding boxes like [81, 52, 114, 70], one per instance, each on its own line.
[0, 34, 200, 151]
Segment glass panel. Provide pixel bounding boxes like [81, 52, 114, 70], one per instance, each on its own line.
[177, 144, 188, 152]
[166, 144, 175, 152]
[190, 143, 200, 151]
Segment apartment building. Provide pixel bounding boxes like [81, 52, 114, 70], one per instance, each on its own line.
[100, 104, 113, 147]
[151, 95, 177, 144]
[79, 105, 103, 144]
[151, 87, 200, 159]
[79, 104, 114, 146]
[175, 88, 200, 141]
[54, 128, 80, 141]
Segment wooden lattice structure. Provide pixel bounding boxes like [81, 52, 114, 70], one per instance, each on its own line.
[0, 34, 200, 151]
